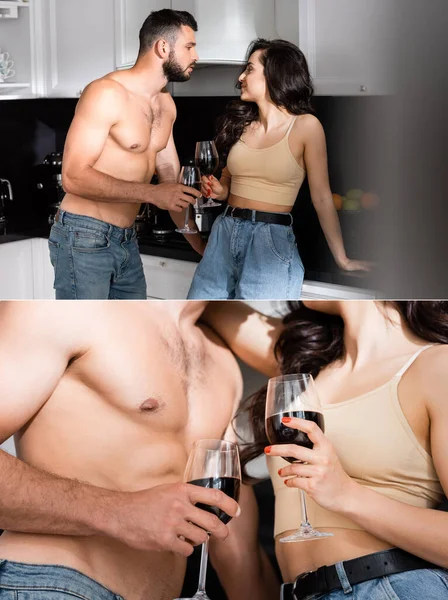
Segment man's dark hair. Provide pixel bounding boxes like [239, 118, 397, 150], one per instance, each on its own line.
[139, 9, 198, 56]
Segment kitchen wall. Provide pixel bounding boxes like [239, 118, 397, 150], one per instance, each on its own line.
[0, 94, 384, 267]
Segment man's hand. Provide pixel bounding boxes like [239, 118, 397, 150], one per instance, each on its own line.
[148, 183, 201, 212]
[105, 482, 241, 557]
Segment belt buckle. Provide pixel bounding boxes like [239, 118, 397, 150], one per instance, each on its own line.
[293, 571, 316, 600]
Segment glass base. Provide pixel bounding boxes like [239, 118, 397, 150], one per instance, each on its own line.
[173, 594, 210, 600]
[202, 199, 221, 208]
[175, 227, 197, 235]
[279, 525, 334, 543]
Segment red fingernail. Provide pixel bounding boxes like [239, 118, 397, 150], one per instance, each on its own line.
[278, 468, 282, 475]
[284, 479, 289, 485]
[282, 417, 292, 423]
[265, 446, 272, 454]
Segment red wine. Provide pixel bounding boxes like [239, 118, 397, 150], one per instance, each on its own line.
[196, 158, 219, 176]
[185, 182, 201, 199]
[189, 476, 241, 524]
[265, 411, 325, 463]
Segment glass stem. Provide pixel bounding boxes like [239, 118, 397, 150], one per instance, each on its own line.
[184, 204, 190, 228]
[196, 535, 209, 594]
[299, 490, 311, 528]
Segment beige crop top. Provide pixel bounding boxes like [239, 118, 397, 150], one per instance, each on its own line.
[226, 116, 306, 207]
[268, 345, 445, 537]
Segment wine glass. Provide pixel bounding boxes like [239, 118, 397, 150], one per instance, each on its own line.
[176, 165, 200, 235]
[195, 141, 221, 208]
[265, 373, 333, 543]
[173, 439, 242, 600]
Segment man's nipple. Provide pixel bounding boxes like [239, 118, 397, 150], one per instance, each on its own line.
[139, 397, 161, 412]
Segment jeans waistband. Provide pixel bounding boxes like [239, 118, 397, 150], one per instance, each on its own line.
[0, 559, 124, 600]
[55, 209, 136, 242]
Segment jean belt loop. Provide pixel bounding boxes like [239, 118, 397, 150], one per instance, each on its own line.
[289, 213, 293, 226]
[335, 561, 353, 594]
[59, 209, 65, 225]
[108, 224, 113, 241]
[251, 209, 256, 223]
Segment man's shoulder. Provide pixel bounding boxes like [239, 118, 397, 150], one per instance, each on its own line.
[81, 76, 128, 104]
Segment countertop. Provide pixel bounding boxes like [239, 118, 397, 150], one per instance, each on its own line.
[0, 222, 375, 291]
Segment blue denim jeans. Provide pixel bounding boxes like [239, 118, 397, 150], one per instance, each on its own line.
[0, 559, 125, 599]
[187, 212, 304, 300]
[48, 210, 147, 300]
[281, 563, 448, 600]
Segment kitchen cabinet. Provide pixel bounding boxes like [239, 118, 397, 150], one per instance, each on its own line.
[115, 0, 172, 69]
[299, 0, 394, 95]
[0, 0, 39, 98]
[0, 239, 34, 299]
[142, 254, 197, 299]
[40, 0, 115, 98]
[0, 238, 54, 299]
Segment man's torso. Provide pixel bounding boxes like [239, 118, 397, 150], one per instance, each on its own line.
[62, 72, 175, 228]
[0, 302, 242, 600]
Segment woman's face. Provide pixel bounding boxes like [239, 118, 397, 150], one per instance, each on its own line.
[238, 50, 268, 103]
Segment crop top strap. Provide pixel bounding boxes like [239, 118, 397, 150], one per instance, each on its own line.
[285, 116, 299, 138]
[395, 345, 435, 378]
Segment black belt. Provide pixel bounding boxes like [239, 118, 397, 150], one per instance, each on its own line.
[282, 549, 438, 600]
[223, 205, 293, 226]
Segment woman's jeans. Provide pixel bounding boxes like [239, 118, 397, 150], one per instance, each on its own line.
[281, 562, 448, 599]
[187, 212, 304, 300]
[0, 559, 125, 599]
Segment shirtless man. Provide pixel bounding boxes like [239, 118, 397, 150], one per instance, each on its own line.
[49, 9, 203, 300]
[0, 301, 279, 600]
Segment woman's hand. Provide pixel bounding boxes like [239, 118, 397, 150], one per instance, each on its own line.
[337, 257, 372, 272]
[265, 416, 357, 513]
[201, 175, 224, 200]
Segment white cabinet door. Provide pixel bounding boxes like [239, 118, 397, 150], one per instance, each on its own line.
[31, 238, 55, 300]
[115, 0, 172, 69]
[142, 254, 197, 299]
[41, 0, 115, 97]
[0, 240, 34, 300]
[299, 0, 394, 95]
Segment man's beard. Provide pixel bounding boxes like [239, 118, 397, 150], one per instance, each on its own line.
[163, 50, 194, 83]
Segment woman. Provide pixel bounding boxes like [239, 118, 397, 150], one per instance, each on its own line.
[236, 300, 448, 599]
[187, 39, 369, 300]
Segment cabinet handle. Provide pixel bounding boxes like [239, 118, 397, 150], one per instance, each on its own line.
[77, 89, 83, 97]
[360, 85, 367, 93]
[159, 261, 166, 267]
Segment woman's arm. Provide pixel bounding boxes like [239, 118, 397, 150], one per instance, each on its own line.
[270, 347, 448, 567]
[302, 117, 369, 272]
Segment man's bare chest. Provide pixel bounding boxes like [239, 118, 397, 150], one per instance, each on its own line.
[62, 324, 239, 441]
[109, 101, 170, 155]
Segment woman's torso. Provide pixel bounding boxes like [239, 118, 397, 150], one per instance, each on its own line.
[227, 114, 308, 214]
[269, 345, 445, 583]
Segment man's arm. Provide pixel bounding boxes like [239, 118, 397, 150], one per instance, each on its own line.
[202, 302, 282, 377]
[208, 394, 280, 600]
[62, 80, 198, 212]
[0, 303, 239, 556]
[210, 484, 280, 600]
